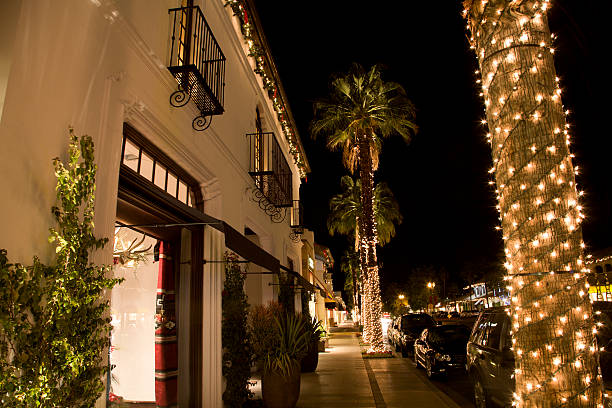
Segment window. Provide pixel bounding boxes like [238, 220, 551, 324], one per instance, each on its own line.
[253, 108, 263, 182]
[486, 313, 506, 350]
[110, 228, 159, 402]
[474, 315, 490, 347]
[121, 126, 202, 209]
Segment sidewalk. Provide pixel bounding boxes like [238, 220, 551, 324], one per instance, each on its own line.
[296, 324, 461, 408]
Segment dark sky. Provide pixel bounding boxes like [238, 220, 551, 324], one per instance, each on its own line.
[255, 1, 612, 292]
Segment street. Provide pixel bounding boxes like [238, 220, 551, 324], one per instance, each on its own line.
[389, 348, 474, 408]
[276, 326, 475, 407]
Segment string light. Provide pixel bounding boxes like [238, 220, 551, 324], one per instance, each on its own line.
[224, 0, 308, 178]
[463, 0, 602, 406]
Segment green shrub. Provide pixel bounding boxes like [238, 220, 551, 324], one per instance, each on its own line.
[222, 252, 252, 407]
[248, 301, 283, 364]
[0, 128, 121, 407]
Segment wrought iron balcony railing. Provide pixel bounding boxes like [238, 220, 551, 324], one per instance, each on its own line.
[248, 132, 292, 209]
[168, 6, 225, 131]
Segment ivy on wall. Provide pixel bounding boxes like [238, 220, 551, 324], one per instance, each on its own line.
[0, 128, 121, 407]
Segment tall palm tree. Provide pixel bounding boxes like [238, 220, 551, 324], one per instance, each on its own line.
[465, 1, 600, 405]
[312, 64, 416, 351]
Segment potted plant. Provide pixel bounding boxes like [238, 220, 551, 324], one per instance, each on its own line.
[249, 302, 284, 371]
[261, 313, 309, 408]
[300, 317, 323, 372]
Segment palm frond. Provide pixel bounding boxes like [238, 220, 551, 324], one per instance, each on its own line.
[311, 64, 417, 173]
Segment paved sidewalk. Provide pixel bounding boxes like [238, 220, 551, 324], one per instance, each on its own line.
[296, 326, 462, 407]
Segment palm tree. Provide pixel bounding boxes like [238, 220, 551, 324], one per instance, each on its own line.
[328, 175, 403, 249]
[312, 64, 416, 351]
[340, 249, 361, 323]
[328, 175, 403, 327]
[465, 1, 601, 405]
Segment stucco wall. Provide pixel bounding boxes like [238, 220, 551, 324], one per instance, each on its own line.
[0, 0, 304, 406]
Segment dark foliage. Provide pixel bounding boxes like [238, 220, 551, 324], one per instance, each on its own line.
[222, 252, 253, 407]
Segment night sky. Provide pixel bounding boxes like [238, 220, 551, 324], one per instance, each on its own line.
[255, 1, 612, 293]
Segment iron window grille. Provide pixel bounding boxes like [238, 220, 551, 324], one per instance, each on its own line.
[168, 5, 225, 130]
[248, 132, 292, 208]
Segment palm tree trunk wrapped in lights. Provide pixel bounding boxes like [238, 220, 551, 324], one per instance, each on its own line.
[464, 1, 602, 406]
[328, 176, 403, 333]
[312, 65, 416, 352]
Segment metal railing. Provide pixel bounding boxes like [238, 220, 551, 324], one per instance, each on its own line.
[247, 132, 292, 208]
[168, 6, 225, 118]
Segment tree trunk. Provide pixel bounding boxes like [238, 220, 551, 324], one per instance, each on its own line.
[357, 133, 384, 352]
[351, 263, 360, 325]
[465, 1, 601, 406]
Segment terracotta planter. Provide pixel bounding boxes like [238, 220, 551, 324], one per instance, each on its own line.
[300, 341, 319, 372]
[262, 365, 301, 408]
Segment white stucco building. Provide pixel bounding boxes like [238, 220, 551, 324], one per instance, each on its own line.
[0, 0, 310, 406]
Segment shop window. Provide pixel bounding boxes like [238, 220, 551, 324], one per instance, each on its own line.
[110, 228, 159, 403]
[110, 227, 178, 406]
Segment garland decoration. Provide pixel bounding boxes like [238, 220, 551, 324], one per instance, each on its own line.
[224, 0, 308, 179]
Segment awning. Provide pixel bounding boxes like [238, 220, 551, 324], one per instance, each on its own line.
[281, 265, 317, 293]
[325, 301, 337, 309]
[220, 222, 280, 274]
[116, 186, 282, 277]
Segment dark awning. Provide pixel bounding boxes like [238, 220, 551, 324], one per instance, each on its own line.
[281, 265, 317, 293]
[116, 185, 282, 276]
[325, 301, 337, 309]
[220, 222, 280, 274]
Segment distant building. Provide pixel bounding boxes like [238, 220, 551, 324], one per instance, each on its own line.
[314, 243, 336, 329]
[586, 247, 612, 302]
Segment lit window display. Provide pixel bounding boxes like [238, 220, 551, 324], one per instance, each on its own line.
[110, 227, 176, 404]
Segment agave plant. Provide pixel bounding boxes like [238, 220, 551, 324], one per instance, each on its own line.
[264, 314, 309, 377]
[302, 316, 324, 344]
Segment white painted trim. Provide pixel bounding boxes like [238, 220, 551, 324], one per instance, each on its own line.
[202, 225, 225, 407]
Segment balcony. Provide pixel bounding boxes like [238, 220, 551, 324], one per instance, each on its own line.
[168, 6, 225, 130]
[248, 132, 292, 213]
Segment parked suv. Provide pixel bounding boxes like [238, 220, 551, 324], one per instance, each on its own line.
[397, 313, 437, 357]
[467, 308, 514, 408]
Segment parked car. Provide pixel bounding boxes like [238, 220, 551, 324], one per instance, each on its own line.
[466, 308, 514, 408]
[396, 313, 437, 357]
[448, 311, 460, 319]
[414, 324, 471, 379]
[467, 305, 612, 408]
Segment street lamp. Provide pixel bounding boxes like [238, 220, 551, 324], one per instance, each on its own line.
[398, 294, 405, 300]
[427, 282, 435, 313]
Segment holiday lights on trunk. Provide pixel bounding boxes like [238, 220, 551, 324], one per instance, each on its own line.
[464, 0, 602, 406]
